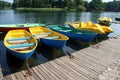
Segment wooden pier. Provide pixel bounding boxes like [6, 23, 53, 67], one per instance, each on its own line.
[1, 36, 120, 80]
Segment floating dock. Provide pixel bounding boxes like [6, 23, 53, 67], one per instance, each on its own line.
[1, 36, 120, 80]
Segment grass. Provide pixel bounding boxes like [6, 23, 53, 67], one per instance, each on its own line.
[15, 7, 78, 12]
[16, 8, 65, 11]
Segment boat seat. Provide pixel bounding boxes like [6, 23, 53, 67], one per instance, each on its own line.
[8, 40, 29, 44]
[8, 43, 35, 49]
[7, 37, 31, 41]
[60, 29, 72, 32]
[13, 46, 30, 51]
[34, 32, 52, 39]
[34, 32, 52, 37]
[44, 36, 60, 39]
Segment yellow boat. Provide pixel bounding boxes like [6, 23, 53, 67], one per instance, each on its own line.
[29, 26, 69, 49]
[68, 21, 113, 34]
[98, 17, 112, 26]
[4, 29, 38, 60]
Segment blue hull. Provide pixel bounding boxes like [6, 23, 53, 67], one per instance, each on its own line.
[41, 38, 67, 49]
[7, 48, 35, 61]
[52, 30, 97, 42]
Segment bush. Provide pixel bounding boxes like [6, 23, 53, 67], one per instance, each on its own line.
[77, 5, 86, 11]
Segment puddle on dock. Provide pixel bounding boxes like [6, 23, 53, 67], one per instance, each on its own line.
[0, 33, 109, 76]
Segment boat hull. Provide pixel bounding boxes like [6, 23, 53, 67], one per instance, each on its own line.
[0, 23, 45, 32]
[52, 30, 96, 42]
[115, 18, 120, 21]
[41, 38, 67, 49]
[0, 27, 28, 32]
[7, 48, 35, 60]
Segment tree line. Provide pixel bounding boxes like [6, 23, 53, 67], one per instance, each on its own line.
[0, 1, 11, 9]
[0, 0, 120, 12]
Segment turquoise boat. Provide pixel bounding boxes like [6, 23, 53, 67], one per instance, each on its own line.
[49, 25, 97, 42]
[0, 23, 45, 32]
[4, 29, 38, 60]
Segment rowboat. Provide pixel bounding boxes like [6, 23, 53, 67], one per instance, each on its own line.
[4, 29, 38, 60]
[49, 25, 97, 42]
[115, 18, 120, 21]
[29, 27, 69, 49]
[98, 17, 112, 26]
[67, 21, 113, 34]
[0, 23, 45, 32]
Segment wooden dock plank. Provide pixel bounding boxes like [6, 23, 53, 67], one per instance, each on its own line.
[47, 61, 75, 80]
[59, 57, 98, 79]
[0, 64, 4, 80]
[60, 56, 99, 76]
[38, 64, 60, 80]
[40, 62, 65, 80]
[32, 66, 46, 80]
[55, 59, 90, 80]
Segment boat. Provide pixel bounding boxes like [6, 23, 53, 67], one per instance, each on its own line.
[98, 17, 112, 26]
[29, 26, 69, 49]
[115, 18, 120, 21]
[4, 29, 38, 60]
[0, 23, 45, 32]
[49, 25, 97, 42]
[67, 21, 113, 34]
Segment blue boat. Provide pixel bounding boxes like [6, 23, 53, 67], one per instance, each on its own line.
[29, 27, 69, 49]
[49, 25, 97, 42]
[4, 29, 38, 61]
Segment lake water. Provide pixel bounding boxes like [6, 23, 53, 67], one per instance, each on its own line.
[0, 10, 120, 75]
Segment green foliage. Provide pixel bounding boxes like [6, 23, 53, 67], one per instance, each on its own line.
[11, 0, 120, 12]
[105, 1, 120, 12]
[77, 5, 86, 11]
[0, 1, 11, 9]
[88, 0, 103, 11]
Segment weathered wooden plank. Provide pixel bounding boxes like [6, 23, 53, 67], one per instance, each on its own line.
[28, 68, 41, 80]
[59, 57, 98, 79]
[17, 72, 27, 80]
[21, 70, 31, 80]
[60, 56, 99, 76]
[72, 53, 104, 73]
[32, 66, 46, 80]
[74, 52, 107, 70]
[80, 47, 117, 65]
[68, 56, 101, 75]
[0, 64, 4, 80]
[38, 64, 60, 80]
[40, 62, 65, 80]
[55, 59, 90, 80]
[48, 61, 76, 80]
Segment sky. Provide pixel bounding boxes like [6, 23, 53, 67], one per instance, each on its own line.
[3, 0, 114, 3]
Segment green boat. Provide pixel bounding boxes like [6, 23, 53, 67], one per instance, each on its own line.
[49, 25, 97, 42]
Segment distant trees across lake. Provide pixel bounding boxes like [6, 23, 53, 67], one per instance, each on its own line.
[0, 1, 11, 9]
[1, 0, 120, 12]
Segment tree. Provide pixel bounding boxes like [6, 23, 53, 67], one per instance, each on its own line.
[0, 1, 11, 9]
[88, 0, 103, 11]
